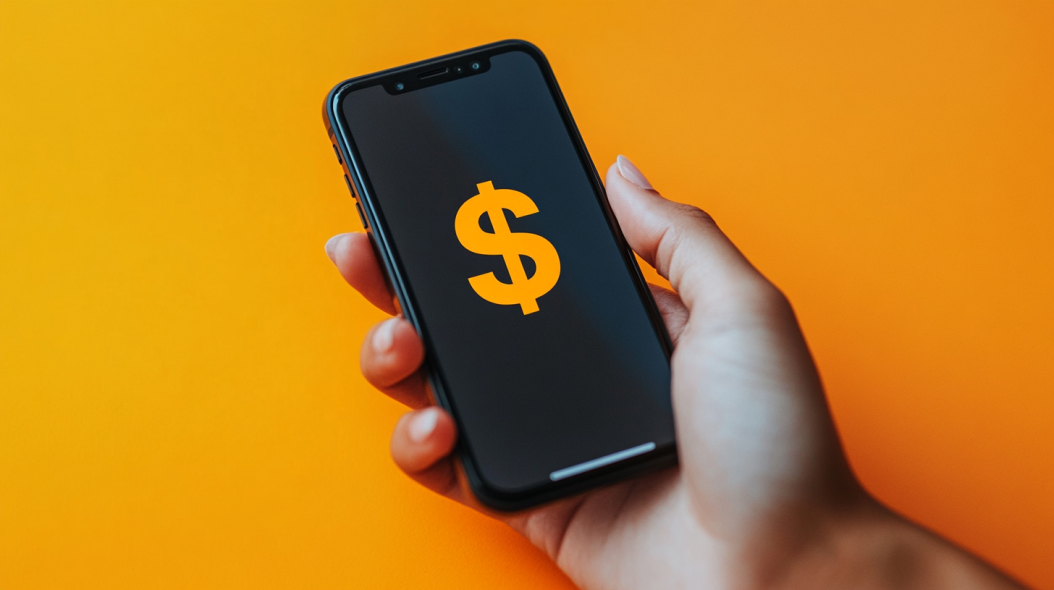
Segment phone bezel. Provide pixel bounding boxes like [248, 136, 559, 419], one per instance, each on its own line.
[323, 39, 677, 511]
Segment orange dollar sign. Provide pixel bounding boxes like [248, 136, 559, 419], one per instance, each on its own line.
[454, 181, 561, 314]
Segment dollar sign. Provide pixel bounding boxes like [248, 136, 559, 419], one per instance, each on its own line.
[454, 181, 561, 315]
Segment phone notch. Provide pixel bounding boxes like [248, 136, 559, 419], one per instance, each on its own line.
[384, 55, 491, 95]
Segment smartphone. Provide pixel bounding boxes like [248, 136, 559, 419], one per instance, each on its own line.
[323, 40, 676, 511]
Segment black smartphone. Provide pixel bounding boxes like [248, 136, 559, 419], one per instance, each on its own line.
[323, 40, 676, 511]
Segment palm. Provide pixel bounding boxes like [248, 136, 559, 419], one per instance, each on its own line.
[514, 466, 696, 588]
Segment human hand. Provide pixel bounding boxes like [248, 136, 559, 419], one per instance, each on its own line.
[325, 156, 1022, 589]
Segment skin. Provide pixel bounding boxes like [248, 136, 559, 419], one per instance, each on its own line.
[325, 158, 1025, 590]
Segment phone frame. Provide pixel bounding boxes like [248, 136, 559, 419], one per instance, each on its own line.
[323, 39, 677, 511]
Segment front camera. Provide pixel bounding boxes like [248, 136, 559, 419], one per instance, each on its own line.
[470, 62, 480, 71]
[395, 82, 405, 91]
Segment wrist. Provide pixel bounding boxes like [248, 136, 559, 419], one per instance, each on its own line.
[762, 495, 1022, 590]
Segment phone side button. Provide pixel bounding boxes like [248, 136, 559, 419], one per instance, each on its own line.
[343, 174, 355, 197]
[332, 144, 343, 165]
[355, 202, 369, 229]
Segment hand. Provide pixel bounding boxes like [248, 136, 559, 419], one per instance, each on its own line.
[325, 156, 1023, 589]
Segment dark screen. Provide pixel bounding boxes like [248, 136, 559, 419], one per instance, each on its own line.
[341, 50, 674, 493]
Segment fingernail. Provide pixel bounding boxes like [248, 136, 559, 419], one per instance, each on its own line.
[373, 318, 397, 353]
[616, 155, 655, 191]
[325, 233, 350, 262]
[409, 408, 439, 443]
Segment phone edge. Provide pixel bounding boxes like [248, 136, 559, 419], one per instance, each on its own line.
[322, 39, 678, 512]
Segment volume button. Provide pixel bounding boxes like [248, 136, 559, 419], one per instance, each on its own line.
[355, 202, 369, 229]
[332, 144, 343, 165]
[344, 174, 355, 197]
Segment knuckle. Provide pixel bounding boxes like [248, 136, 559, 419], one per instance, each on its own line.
[739, 279, 793, 319]
[674, 202, 717, 227]
[655, 205, 718, 279]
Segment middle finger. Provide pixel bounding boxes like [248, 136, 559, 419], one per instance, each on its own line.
[361, 317, 431, 408]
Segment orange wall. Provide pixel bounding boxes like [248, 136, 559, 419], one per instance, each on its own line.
[1, 1, 1051, 588]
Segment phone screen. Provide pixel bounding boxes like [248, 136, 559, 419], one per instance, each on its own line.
[339, 49, 674, 495]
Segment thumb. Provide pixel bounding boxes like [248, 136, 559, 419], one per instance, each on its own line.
[605, 156, 765, 311]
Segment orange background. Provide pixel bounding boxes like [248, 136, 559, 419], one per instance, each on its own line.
[1, 1, 1051, 588]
